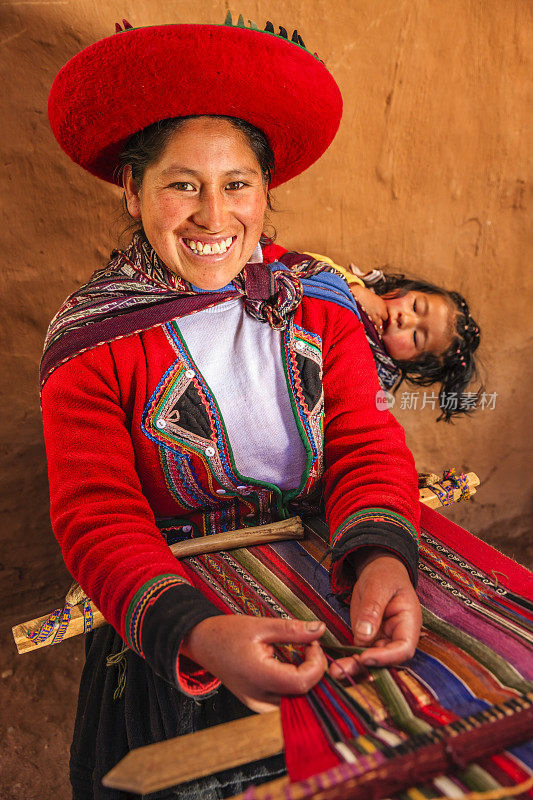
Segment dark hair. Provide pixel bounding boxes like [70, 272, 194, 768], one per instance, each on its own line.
[373, 273, 481, 422]
[116, 114, 275, 198]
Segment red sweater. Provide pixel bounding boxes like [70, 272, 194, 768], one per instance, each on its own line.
[42, 292, 419, 692]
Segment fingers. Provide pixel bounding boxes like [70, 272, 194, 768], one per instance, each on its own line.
[358, 604, 421, 667]
[253, 640, 327, 698]
[260, 617, 326, 645]
[349, 559, 422, 669]
[237, 645, 327, 714]
[328, 654, 368, 680]
[351, 593, 385, 648]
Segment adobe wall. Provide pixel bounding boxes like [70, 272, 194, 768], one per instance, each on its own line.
[0, 0, 531, 625]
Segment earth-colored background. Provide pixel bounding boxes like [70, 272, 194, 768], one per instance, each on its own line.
[0, 1, 531, 798]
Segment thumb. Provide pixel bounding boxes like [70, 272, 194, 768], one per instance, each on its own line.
[260, 617, 326, 645]
[352, 594, 386, 646]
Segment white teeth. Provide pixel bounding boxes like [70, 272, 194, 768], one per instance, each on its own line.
[185, 238, 233, 255]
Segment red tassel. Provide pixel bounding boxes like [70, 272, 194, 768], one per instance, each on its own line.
[281, 693, 341, 781]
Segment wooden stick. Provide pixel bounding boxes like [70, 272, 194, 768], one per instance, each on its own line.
[419, 471, 479, 508]
[103, 703, 283, 794]
[102, 684, 382, 795]
[12, 517, 304, 655]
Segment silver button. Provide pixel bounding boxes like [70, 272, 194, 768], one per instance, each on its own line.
[295, 341, 305, 351]
[185, 369, 195, 379]
[236, 485, 247, 490]
[156, 419, 167, 429]
[181, 525, 192, 533]
[216, 488, 227, 495]
[204, 446, 215, 457]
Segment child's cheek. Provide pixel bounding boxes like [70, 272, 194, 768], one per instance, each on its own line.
[383, 333, 414, 362]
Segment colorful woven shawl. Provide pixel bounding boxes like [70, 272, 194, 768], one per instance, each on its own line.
[276, 250, 401, 391]
[40, 233, 329, 387]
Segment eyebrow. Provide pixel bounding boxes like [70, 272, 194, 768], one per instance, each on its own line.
[159, 165, 261, 178]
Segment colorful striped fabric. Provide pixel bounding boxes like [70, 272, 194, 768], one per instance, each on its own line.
[180, 505, 533, 798]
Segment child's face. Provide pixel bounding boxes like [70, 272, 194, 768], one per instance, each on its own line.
[381, 291, 453, 362]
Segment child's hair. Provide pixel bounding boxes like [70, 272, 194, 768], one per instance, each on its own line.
[372, 272, 481, 422]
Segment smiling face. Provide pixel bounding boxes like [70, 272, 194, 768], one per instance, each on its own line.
[123, 117, 268, 289]
[381, 290, 455, 361]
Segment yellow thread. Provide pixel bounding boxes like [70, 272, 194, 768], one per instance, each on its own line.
[356, 735, 378, 754]
[406, 788, 431, 800]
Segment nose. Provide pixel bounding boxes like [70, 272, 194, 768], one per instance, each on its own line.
[191, 187, 227, 231]
[397, 310, 415, 329]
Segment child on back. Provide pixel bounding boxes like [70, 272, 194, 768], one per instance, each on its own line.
[268, 246, 481, 422]
[335, 263, 481, 421]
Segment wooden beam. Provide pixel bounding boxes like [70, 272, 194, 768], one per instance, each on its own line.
[102, 684, 383, 795]
[419, 471, 479, 509]
[12, 518, 304, 654]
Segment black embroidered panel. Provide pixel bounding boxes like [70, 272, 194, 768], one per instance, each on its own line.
[169, 383, 212, 440]
[295, 352, 322, 413]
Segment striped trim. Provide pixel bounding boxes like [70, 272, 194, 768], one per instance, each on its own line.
[331, 508, 419, 550]
[125, 574, 190, 657]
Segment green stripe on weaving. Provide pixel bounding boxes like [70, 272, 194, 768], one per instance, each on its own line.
[371, 670, 509, 797]
[372, 668, 431, 738]
[421, 606, 533, 694]
[460, 765, 503, 794]
[230, 547, 342, 650]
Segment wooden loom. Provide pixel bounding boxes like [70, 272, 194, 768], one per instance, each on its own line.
[16, 468, 533, 799]
[12, 470, 479, 655]
[92, 470, 529, 799]
[97, 479, 533, 800]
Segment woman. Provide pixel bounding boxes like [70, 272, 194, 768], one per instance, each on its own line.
[43, 19, 421, 799]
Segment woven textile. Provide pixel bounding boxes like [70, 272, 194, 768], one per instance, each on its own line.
[178, 505, 533, 797]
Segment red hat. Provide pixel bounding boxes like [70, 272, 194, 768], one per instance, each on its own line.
[48, 18, 343, 188]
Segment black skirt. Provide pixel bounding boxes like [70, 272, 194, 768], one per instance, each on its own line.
[70, 625, 286, 800]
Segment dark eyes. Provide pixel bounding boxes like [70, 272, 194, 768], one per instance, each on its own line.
[169, 180, 247, 191]
[413, 330, 418, 347]
[413, 298, 417, 313]
[169, 181, 195, 191]
[226, 181, 247, 190]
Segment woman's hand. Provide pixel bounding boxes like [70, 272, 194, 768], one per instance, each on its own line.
[329, 552, 421, 679]
[348, 282, 388, 338]
[181, 615, 327, 713]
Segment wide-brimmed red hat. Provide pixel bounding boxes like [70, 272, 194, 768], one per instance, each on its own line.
[48, 17, 343, 188]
